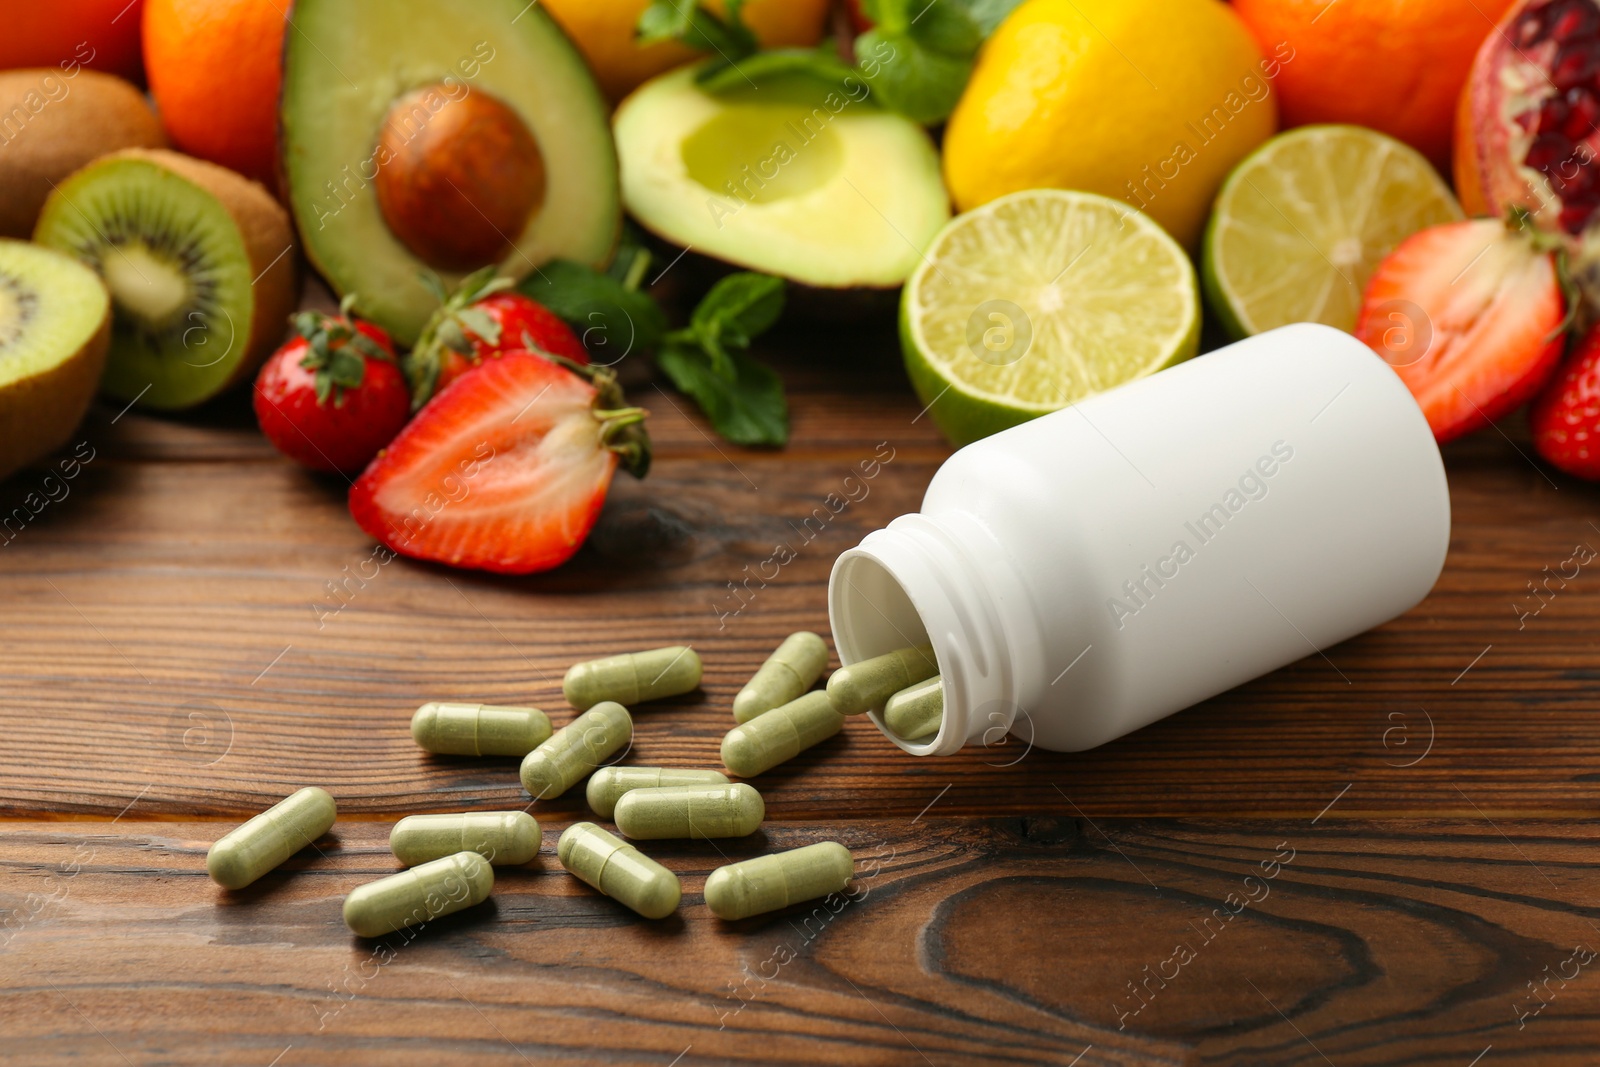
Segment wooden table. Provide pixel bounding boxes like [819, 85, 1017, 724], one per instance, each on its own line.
[3, 305, 1600, 1065]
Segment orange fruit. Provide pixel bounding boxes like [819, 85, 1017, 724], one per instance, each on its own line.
[0, 0, 147, 82]
[142, 0, 286, 189]
[543, 0, 832, 102]
[1231, 0, 1518, 170]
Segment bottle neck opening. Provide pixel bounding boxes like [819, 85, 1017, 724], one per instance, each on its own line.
[828, 514, 1019, 757]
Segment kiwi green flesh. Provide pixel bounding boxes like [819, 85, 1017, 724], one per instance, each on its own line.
[32, 156, 254, 410]
[0, 242, 107, 388]
[0, 240, 109, 483]
[281, 0, 621, 346]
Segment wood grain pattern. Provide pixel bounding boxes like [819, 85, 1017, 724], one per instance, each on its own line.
[3, 817, 1598, 1066]
[2, 330, 1600, 820]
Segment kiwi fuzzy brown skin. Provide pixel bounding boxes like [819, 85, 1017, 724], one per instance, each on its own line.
[92, 148, 300, 398]
[0, 287, 110, 485]
[0, 69, 166, 239]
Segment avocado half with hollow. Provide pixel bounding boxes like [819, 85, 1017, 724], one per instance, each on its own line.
[0, 240, 110, 482]
[281, 0, 622, 346]
[614, 65, 950, 289]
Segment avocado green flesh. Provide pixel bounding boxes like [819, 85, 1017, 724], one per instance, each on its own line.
[615, 66, 950, 289]
[281, 0, 621, 345]
[32, 157, 253, 409]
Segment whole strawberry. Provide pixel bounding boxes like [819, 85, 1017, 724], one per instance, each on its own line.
[407, 267, 588, 409]
[254, 299, 410, 475]
[1532, 323, 1600, 479]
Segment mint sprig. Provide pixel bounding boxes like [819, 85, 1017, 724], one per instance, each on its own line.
[657, 272, 788, 446]
[637, 0, 758, 83]
[858, 0, 982, 124]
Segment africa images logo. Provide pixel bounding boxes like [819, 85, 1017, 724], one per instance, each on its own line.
[1106, 440, 1294, 630]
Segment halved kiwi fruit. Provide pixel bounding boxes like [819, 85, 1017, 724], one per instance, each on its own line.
[0, 240, 110, 482]
[33, 149, 298, 411]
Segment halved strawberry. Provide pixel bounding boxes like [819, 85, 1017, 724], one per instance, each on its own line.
[349, 353, 649, 575]
[1355, 217, 1568, 443]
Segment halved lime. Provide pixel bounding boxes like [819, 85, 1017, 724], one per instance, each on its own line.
[901, 189, 1200, 446]
[1203, 124, 1462, 339]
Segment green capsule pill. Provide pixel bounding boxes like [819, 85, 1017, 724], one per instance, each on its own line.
[733, 631, 830, 724]
[206, 786, 336, 890]
[563, 645, 702, 709]
[585, 766, 730, 819]
[389, 811, 541, 867]
[410, 702, 551, 757]
[614, 783, 765, 840]
[884, 675, 943, 741]
[343, 851, 494, 937]
[721, 690, 844, 778]
[520, 701, 633, 800]
[826, 644, 937, 715]
[704, 842, 854, 920]
[557, 821, 681, 919]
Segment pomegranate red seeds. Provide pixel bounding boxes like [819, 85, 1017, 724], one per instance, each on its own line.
[1458, 0, 1600, 235]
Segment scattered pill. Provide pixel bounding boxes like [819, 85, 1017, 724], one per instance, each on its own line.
[884, 675, 943, 741]
[410, 702, 551, 757]
[826, 644, 937, 715]
[206, 786, 337, 890]
[585, 766, 730, 820]
[721, 690, 844, 778]
[563, 645, 702, 709]
[520, 701, 633, 800]
[703, 842, 854, 921]
[614, 783, 765, 840]
[557, 821, 681, 919]
[389, 811, 541, 867]
[343, 851, 494, 937]
[733, 631, 830, 724]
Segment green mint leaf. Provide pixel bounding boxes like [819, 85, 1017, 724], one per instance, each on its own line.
[690, 272, 786, 343]
[635, 0, 694, 43]
[636, 0, 757, 60]
[519, 260, 669, 361]
[959, 0, 1023, 36]
[863, 0, 911, 32]
[657, 341, 789, 446]
[857, 27, 973, 124]
[698, 46, 869, 96]
[907, 0, 982, 55]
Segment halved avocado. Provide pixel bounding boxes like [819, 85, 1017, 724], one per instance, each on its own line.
[281, 0, 621, 346]
[615, 65, 949, 289]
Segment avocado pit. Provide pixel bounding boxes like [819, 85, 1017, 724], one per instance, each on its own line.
[373, 85, 547, 272]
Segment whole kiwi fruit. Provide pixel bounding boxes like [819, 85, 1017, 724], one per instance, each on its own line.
[0, 69, 166, 238]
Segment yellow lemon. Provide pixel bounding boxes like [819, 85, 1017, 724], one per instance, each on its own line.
[944, 0, 1279, 249]
[543, 0, 831, 103]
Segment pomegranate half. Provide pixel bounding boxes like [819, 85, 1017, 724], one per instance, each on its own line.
[1458, 0, 1600, 235]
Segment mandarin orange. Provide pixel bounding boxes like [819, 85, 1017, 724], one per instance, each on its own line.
[142, 0, 286, 189]
[1231, 0, 1517, 169]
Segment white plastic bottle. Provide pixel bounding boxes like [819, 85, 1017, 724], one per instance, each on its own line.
[827, 323, 1450, 756]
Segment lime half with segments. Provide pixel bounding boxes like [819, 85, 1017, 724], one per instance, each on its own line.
[901, 189, 1200, 446]
[1203, 124, 1462, 339]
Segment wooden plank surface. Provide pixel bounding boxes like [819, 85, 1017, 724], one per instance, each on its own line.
[5, 287, 1600, 1064]
[2, 324, 1599, 820]
[4, 817, 1599, 1066]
